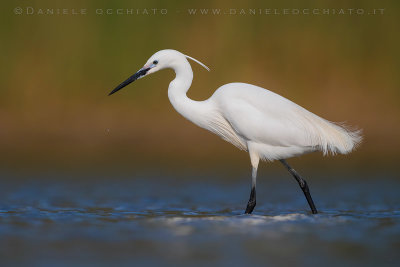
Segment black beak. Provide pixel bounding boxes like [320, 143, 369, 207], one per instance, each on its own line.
[108, 67, 150, 96]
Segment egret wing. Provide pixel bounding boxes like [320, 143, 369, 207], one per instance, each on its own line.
[212, 83, 316, 148]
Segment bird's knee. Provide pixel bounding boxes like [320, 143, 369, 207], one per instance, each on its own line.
[297, 177, 307, 189]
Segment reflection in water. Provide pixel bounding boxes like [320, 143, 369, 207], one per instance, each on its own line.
[0, 173, 399, 266]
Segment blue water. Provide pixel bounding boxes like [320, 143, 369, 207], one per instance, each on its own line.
[0, 171, 399, 266]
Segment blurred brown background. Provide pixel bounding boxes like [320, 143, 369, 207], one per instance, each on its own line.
[0, 0, 399, 173]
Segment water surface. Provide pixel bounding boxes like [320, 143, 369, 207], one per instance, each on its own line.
[0, 172, 399, 266]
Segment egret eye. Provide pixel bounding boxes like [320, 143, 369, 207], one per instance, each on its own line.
[153, 60, 158, 65]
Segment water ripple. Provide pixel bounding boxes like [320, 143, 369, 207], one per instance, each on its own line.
[0, 176, 399, 266]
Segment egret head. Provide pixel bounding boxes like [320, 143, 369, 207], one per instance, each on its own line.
[109, 49, 209, 95]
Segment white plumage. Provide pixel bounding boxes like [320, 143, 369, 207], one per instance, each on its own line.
[212, 83, 362, 158]
[109, 49, 362, 214]
[163, 51, 361, 162]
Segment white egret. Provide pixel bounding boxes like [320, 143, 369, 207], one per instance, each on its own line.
[109, 49, 362, 214]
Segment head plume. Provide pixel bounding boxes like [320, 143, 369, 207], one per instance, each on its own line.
[184, 54, 210, 71]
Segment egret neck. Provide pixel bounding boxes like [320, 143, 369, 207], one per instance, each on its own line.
[167, 59, 208, 128]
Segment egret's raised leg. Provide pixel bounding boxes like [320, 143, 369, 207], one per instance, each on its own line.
[245, 153, 259, 214]
[280, 159, 318, 214]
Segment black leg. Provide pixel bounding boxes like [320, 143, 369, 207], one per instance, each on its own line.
[245, 166, 258, 214]
[245, 186, 256, 214]
[280, 159, 318, 214]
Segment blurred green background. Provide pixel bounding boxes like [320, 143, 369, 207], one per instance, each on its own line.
[0, 0, 399, 174]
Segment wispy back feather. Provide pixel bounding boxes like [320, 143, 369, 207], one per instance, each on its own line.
[298, 109, 363, 155]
